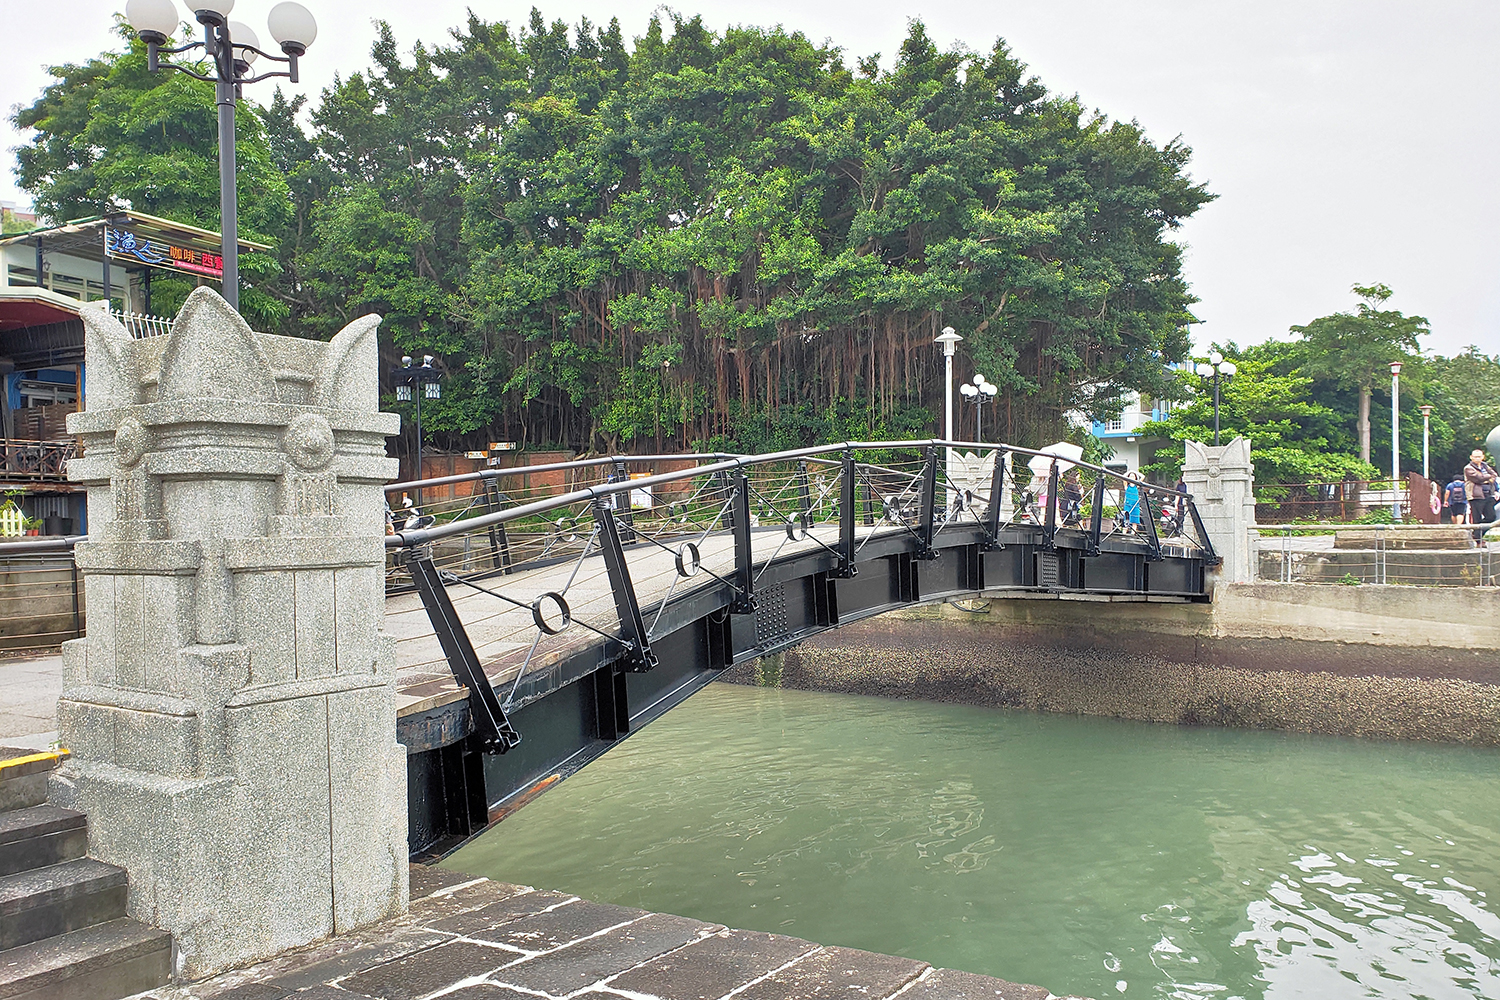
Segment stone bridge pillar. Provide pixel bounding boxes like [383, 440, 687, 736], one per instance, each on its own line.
[1182, 437, 1255, 584]
[51, 289, 406, 977]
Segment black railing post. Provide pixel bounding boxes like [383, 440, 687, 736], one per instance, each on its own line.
[1087, 475, 1105, 556]
[731, 471, 756, 613]
[797, 460, 813, 518]
[984, 448, 1007, 548]
[1141, 487, 1163, 562]
[838, 450, 858, 578]
[404, 548, 521, 754]
[1186, 498, 1220, 565]
[483, 477, 513, 574]
[611, 458, 637, 542]
[718, 469, 736, 530]
[918, 446, 938, 559]
[593, 499, 657, 672]
[1042, 463, 1060, 551]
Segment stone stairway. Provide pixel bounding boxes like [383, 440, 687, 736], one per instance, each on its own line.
[0, 748, 171, 1000]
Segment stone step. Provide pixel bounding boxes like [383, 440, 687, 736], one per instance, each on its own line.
[0, 751, 68, 814]
[0, 859, 127, 951]
[0, 917, 171, 1000]
[0, 807, 87, 878]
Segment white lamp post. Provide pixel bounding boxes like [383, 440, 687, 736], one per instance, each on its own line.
[126, 0, 318, 311]
[960, 373, 999, 444]
[934, 327, 963, 442]
[1193, 351, 1238, 447]
[1389, 360, 1402, 519]
[1419, 404, 1432, 480]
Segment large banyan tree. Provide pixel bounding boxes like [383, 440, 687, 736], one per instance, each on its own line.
[18, 11, 1212, 453]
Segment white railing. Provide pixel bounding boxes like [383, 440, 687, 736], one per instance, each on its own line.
[110, 309, 173, 339]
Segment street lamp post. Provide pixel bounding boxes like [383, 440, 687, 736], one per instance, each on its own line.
[1390, 360, 1402, 519]
[960, 373, 999, 444]
[393, 355, 443, 503]
[1193, 352, 1238, 447]
[1419, 404, 1432, 481]
[934, 327, 963, 495]
[126, 0, 318, 311]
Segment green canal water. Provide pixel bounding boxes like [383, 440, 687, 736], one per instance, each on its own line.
[446, 683, 1500, 999]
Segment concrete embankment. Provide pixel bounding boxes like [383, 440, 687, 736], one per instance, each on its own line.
[723, 582, 1500, 746]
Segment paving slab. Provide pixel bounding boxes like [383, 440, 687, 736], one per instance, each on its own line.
[428, 985, 545, 1000]
[336, 939, 520, 1000]
[409, 865, 481, 900]
[604, 927, 819, 1000]
[897, 966, 1054, 999]
[492, 911, 716, 996]
[419, 888, 574, 935]
[458, 899, 646, 953]
[247, 930, 452, 992]
[142, 868, 1077, 1000]
[733, 944, 928, 1000]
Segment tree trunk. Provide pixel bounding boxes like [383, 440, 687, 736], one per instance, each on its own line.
[1358, 386, 1371, 465]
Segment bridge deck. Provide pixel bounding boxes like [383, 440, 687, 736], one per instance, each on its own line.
[388, 522, 869, 722]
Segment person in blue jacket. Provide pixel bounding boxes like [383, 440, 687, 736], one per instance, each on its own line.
[1122, 472, 1142, 534]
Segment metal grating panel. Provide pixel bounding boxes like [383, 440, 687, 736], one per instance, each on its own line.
[1038, 552, 1060, 588]
[754, 582, 790, 646]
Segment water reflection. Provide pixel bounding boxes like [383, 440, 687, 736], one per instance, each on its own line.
[446, 684, 1500, 999]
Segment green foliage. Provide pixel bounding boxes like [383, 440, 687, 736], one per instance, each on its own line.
[1290, 283, 1429, 464]
[1140, 342, 1380, 484]
[14, 11, 1213, 455]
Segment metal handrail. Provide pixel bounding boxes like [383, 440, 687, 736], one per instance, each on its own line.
[385, 452, 739, 495]
[385, 439, 1197, 550]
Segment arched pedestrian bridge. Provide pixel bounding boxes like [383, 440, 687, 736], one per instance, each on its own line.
[384, 441, 1219, 857]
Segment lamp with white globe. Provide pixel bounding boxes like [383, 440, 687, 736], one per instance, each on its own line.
[1193, 351, 1237, 447]
[960, 372, 1000, 444]
[124, 0, 318, 311]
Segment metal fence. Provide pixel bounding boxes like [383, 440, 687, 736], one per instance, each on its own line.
[1253, 479, 1409, 524]
[1255, 521, 1499, 587]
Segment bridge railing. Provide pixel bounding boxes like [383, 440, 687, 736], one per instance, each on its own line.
[382, 441, 1217, 753]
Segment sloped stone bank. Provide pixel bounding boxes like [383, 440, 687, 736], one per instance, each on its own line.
[722, 584, 1500, 746]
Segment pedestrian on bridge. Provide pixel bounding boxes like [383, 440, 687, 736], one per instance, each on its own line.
[1466, 450, 1496, 543]
[1061, 468, 1084, 526]
[1122, 472, 1143, 534]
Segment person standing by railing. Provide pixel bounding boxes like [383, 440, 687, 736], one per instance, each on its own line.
[1464, 450, 1496, 544]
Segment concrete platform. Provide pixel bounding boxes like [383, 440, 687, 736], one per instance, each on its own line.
[133, 865, 1072, 1000]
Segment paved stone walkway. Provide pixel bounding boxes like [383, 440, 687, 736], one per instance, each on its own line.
[137, 865, 1072, 1000]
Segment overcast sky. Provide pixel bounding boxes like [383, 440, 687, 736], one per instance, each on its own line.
[3, 1, 1495, 357]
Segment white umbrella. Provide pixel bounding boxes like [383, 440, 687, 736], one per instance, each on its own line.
[1026, 441, 1084, 479]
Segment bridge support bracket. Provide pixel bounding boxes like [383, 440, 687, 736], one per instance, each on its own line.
[404, 547, 522, 754]
[917, 446, 939, 560]
[593, 500, 658, 672]
[730, 471, 758, 613]
[836, 451, 858, 578]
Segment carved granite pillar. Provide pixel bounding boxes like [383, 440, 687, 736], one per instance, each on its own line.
[49, 289, 407, 978]
[1182, 437, 1255, 585]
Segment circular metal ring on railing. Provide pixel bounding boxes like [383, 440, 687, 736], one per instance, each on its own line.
[554, 516, 579, 543]
[964, 489, 975, 510]
[675, 542, 701, 578]
[531, 591, 572, 635]
[785, 512, 809, 542]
